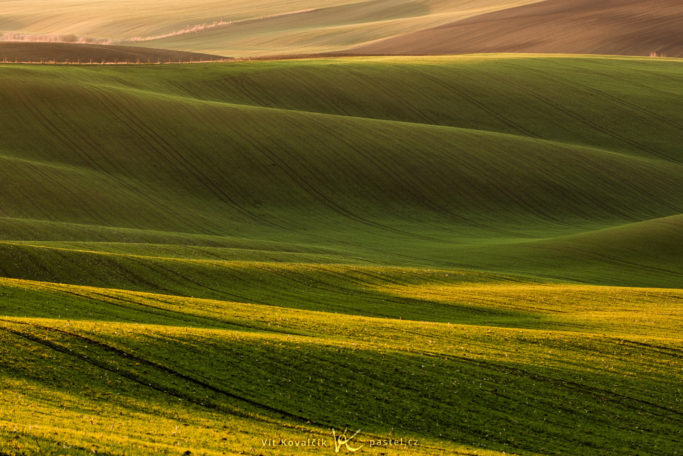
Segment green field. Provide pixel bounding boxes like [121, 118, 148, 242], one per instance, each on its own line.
[0, 55, 682, 455]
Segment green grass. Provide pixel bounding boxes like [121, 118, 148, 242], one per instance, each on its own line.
[0, 55, 681, 455]
[1, 277, 681, 455]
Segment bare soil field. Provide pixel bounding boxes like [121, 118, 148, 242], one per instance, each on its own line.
[351, 0, 683, 57]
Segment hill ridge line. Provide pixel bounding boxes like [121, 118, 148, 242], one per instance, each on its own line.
[71, 78, 683, 166]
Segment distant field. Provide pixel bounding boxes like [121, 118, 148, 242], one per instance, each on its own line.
[0, 0, 556, 57]
[353, 0, 683, 57]
[2, 0, 681, 57]
[0, 42, 227, 63]
[0, 55, 681, 455]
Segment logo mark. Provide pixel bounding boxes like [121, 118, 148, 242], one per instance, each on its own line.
[332, 428, 364, 453]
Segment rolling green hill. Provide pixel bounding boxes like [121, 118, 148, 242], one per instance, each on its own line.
[0, 56, 681, 285]
[0, 55, 681, 455]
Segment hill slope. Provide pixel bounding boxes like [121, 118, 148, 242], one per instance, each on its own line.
[1, 275, 681, 455]
[0, 56, 681, 455]
[0, 0, 540, 57]
[352, 0, 683, 57]
[3, 0, 682, 57]
[0, 56, 682, 286]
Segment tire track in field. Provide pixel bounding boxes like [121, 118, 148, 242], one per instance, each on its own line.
[83, 288, 306, 336]
[415, 349, 683, 421]
[329, 71, 572, 222]
[494, 61, 674, 161]
[7, 89, 131, 226]
[107, 252, 369, 316]
[249, 126, 436, 239]
[87, 87, 236, 228]
[88, 75, 682, 229]
[411, 66, 538, 138]
[580, 57, 683, 95]
[40, 284, 287, 334]
[0, 156, 103, 222]
[512, 62, 683, 164]
[81, 85, 266, 230]
[231, 267, 385, 314]
[1, 241, 403, 314]
[91, 86, 288, 231]
[202, 104, 440, 240]
[411, 68, 682, 219]
[0, 319, 331, 427]
[131, 257, 281, 304]
[312, 118, 478, 226]
[526, 61, 683, 134]
[48, 88, 219, 232]
[612, 339, 683, 358]
[0, 323, 251, 418]
[7, 83, 210, 231]
[0, 244, 54, 278]
[11, 83, 104, 173]
[253, 265, 502, 320]
[240, 263, 407, 317]
[58, 246, 279, 305]
[343, 68, 578, 224]
[528, 241, 683, 277]
[0, 242, 178, 293]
